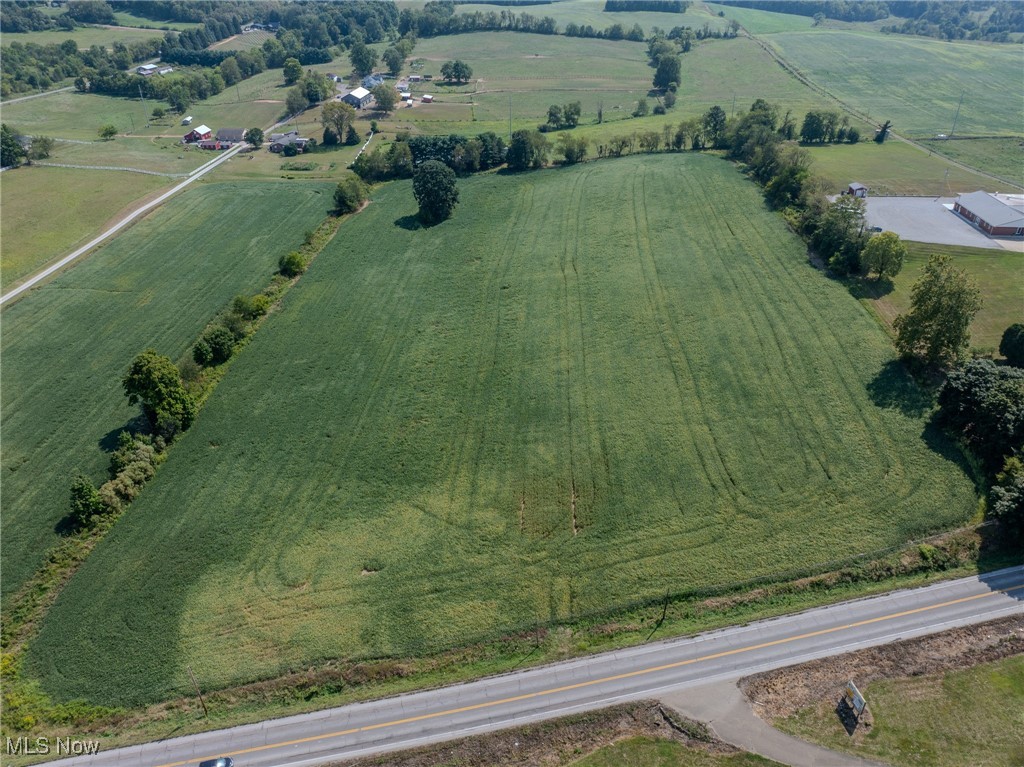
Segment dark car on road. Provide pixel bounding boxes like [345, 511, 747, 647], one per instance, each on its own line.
[198, 759, 234, 767]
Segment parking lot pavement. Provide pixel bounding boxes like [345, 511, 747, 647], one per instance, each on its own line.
[864, 196, 1004, 249]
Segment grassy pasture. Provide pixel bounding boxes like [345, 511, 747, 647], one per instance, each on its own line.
[0, 181, 335, 600]
[0, 25, 163, 50]
[865, 241, 1024, 354]
[0, 165, 168, 290]
[778, 655, 1024, 767]
[920, 136, 1024, 188]
[209, 29, 276, 51]
[763, 31, 1024, 138]
[32, 154, 974, 706]
[386, 33, 826, 140]
[705, 3, 813, 34]
[454, 0, 730, 34]
[806, 140, 1010, 196]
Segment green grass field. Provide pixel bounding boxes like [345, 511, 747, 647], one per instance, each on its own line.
[807, 140, 1011, 196]
[209, 29, 276, 51]
[763, 31, 1024, 137]
[0, 181, 335, 600]
[920, 136, 1024, 188]
[867, 241, 1024, 353]
[706, 2, 813, 34]
[777, 655, 1024, 767]
[455, 0, 730, 34]
[0, 25, 163, 50]
[386, 32, 829, 140]
[575, 737, 780, 767]
[31, 154, 975, 707]
[0, 165, 168, 290]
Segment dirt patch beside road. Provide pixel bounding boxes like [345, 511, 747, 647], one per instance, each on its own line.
[741, 615, 1024, 723]
[332, 701, 739, 767]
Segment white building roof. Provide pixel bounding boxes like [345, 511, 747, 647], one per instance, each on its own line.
[349, 87, 370, 99]
[192, 124, 211, 135]
[957, 190, 1024, 228]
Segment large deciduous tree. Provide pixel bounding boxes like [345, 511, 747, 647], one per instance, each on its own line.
[653, 54, 681, 90]
[506, 129, 548, 171]
[860, 230, 906, 280]
[893, 254, 982, 367]
[282, 56, 303, 85]
[123, 349, 197, 439]
[334, 174, 368, 213]
[1000, 323, 1024, 367]
[2, 124, 25, 167]
[413, 159, 459, 225]
[382, 46, 404, 77]
[372, 84, 397, 113]
[244, 127, 264, 149]
[440, 59, 472, 84]
[349, 41, 378, 78]
[321, 101, 356, 142]
[285, 86, 309, 116]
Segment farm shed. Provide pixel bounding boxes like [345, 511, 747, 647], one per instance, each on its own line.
[422, 94, 433, 103]
[953, 191, 1024, 236]
[183, 125, 212, 142]
[136, 64, 158, 76]
[342, 87, 372, 109]
[216, 128, 246, 144]
[847, 182, 868, 198]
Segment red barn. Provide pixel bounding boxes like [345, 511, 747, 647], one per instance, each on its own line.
[183, 124, 212, 142]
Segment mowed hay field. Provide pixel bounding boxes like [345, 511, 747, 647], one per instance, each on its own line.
[0, 181, 335, 599]
[33, 154, 975, 706]
[762, 31, 1024, 137]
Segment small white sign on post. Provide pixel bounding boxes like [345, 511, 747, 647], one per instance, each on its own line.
[844, 680, 867, 718]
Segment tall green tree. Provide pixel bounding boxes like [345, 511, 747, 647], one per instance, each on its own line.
[244, 127, 264, 149]
[413, 160, 459, 225]
[506, 129, 548, 171]
[334, 174, 368, 213]
[860, 230, 907, 280]
[349, 41, 378, 77]
[372, 84, 397, 113]
[321, 101, 356, 141]
[557, 133, 588, 164]
[282, 56, 303, 85]
[1000, 323, 1024, 367]
[219, 56, 242, 86]
[123, 349, 197, 439]
[98, 124, 117, 140]
[653, 54, 681, 90]
[1, 123, 26, 167]
[440, 59, 472, 84]
[382, 46, 404, 77]
[893, 254, 982, 367]
[702, 105, 727, 147]
[286, 86, 309, 116]
[69, 474, 107, 530]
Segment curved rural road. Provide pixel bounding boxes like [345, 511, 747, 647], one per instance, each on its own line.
[45, 566, 1023, 767]
[0, 141, 245, 307]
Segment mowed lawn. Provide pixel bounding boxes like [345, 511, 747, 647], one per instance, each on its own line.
[0, 181, 334, 599]
[778, 655, 1024, 767]
[32, 154, 975, 706]
[868, 242, 1024, 353]
[763, 31, 1024, 137]
[807, 140, 1008, 197]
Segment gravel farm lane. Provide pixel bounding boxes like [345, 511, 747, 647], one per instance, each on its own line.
[43, 565, 1024, 767]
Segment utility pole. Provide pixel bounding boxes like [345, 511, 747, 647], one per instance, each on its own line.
[508, 93, 512, 141]
[949, 90, 964, 138]
[187, 665, 209, 718]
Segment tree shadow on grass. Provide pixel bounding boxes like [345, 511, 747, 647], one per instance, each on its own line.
[847, 275, 895, 300]
[867, 359, 933, 419]
[394, 214, 422, 231]
[97, 415, 148, 454]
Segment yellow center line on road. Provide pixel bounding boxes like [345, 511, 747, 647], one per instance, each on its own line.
[157, 581, 1024, 767]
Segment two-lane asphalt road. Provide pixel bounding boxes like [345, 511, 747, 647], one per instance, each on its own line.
[47, 566, 1023, 767]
